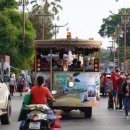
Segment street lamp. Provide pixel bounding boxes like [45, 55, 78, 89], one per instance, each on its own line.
[19, 0, 29, 49]
[52, 23, 68, 39]
[52, 16, 68, 39]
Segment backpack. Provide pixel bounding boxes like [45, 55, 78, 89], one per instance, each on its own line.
[18, 78, 25, 86]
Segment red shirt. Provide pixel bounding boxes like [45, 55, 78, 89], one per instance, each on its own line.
[103, 76, 108, 86]
[111, 72, 120, 89]
[30, 86, 53, 104]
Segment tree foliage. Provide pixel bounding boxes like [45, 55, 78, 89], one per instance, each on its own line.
[0, 8, 36, 70]
[118, 46, 130, 62]
[30, 0, 62, 40]
[98, 8, 130, 47]
[30, 1, 54, 39]
[31, 0, 62, 15]
[99, 8, 130, 65]
[0, 0, 19, 11]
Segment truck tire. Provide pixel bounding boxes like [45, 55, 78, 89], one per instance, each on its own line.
[84, 107, 92, 118]
[1, 99, 11, 124]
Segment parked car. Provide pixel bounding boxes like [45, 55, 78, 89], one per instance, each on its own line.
[0, 76, 11, 124]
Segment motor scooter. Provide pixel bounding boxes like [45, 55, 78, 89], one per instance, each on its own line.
[19, 104, 62, 130]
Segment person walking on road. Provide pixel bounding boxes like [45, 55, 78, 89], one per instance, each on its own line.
[26, 75, 32, 89]
[117, 72, 126, 110]
[17, 74, 25, 96]
[110, 69, 120, 109]
[9, 73, 16, 96]
[121, 75, 130, 118]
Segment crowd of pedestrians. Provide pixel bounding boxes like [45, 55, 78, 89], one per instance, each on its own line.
[102, 67, 130, 119]
[9, 72, 34, 96]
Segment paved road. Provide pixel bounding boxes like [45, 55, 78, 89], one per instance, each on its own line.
[62, 98, 130, 130]
[0, 93, 23, 130]
[0, 93, 130, 130]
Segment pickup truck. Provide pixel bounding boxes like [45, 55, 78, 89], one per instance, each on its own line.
[0, 77, 11, 124]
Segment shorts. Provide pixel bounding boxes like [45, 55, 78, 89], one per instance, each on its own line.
[112, 88, 118, 97]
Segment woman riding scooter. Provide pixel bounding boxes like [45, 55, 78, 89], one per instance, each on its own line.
[19, 76, 62, 130]
[30, 76, 55, 104]
[30, 76, 56, 127]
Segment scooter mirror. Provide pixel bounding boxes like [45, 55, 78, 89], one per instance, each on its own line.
[51, 90, 57, 95]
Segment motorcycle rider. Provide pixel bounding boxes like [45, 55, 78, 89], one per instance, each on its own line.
[30, 76, 55, 104]
[30, 76, 56, 129]
[19, 76, 56, 130]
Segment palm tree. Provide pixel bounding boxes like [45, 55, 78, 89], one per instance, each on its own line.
[29, 0, 62, 40]
[49, 0, 62, 15]
[30, 0, 62, 15]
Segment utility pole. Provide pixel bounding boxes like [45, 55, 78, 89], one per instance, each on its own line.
[114, 24, 122, 67]
[109, 41, 115, 70]
[107, 46, 113, 62]
[52, 23, 68, 39]
[109, 10, 130, 73]
[19, 0, 29, 49]
[33, 14, 55, 40]
[105, 24, 120, 67]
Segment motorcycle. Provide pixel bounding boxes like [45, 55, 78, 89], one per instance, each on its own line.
[20, 104, 62, 130]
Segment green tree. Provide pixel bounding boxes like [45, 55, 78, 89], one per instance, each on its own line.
[0, 8, 36, 70]
[99, 8, 130, 64]
[0, 0, 18, 11]
[31, 0, 62, 15]
[99, 8, 130, 47]
[30, 0, 62, 39]
[30, 1, 54, 39]
[118, 46, 130, 62]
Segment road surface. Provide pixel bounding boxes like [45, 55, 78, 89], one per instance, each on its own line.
[0, 93, 130, 130]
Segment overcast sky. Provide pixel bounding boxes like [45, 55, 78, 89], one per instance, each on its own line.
[53, 0, 130, 48]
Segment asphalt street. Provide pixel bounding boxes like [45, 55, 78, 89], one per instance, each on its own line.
[0, 93, 130, 130]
